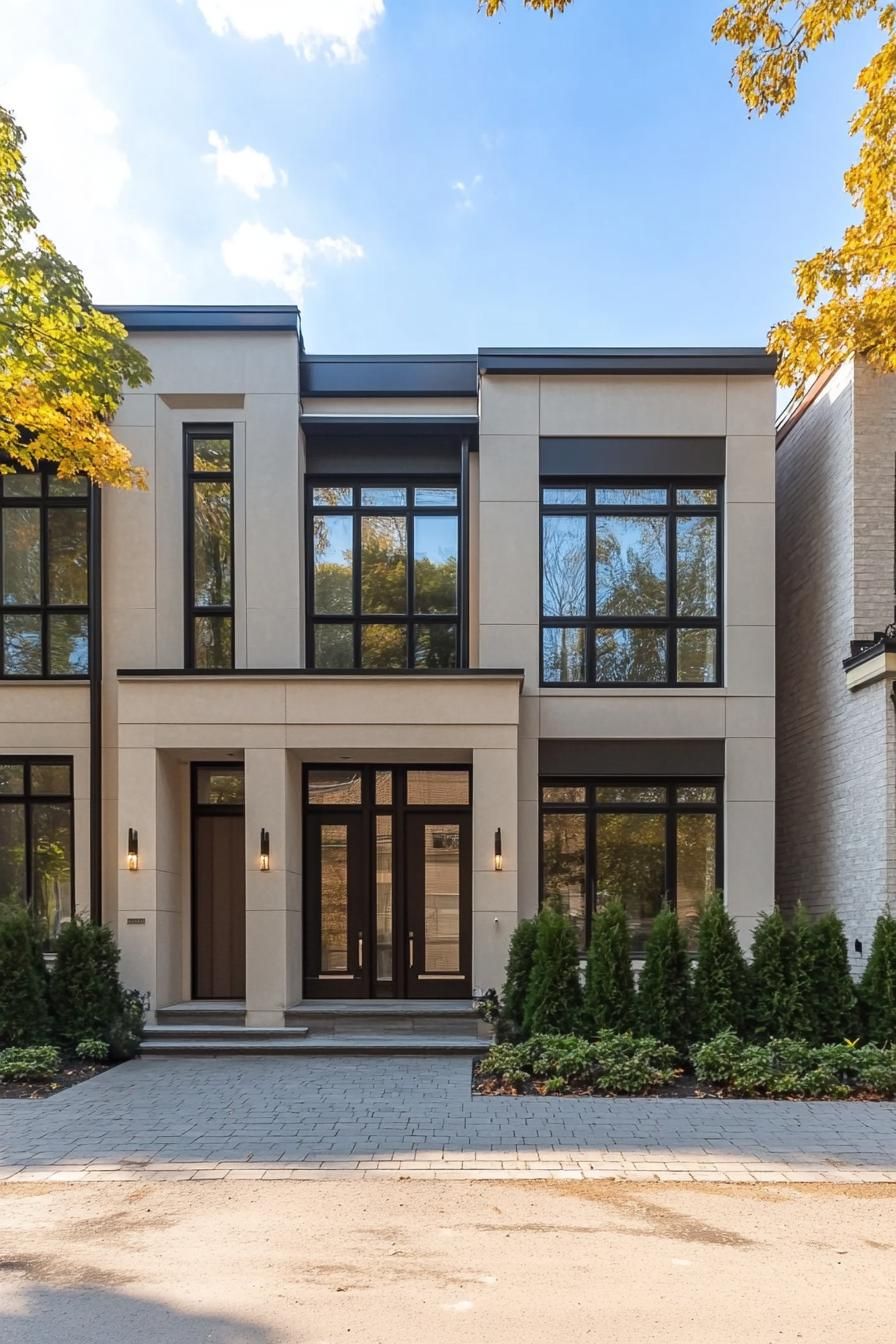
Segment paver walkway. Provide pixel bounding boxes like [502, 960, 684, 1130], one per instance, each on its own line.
[1, 1055, 896, 1183]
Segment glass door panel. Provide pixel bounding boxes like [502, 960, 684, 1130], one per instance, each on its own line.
[303, 811, 368, 996]
[405, 812, 471, 998]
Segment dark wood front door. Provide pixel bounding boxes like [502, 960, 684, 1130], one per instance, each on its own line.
[192, 813, 246, 999]
[302, 767, 472, 1000]
[404, 812, 472, 998]
[191, 764, 246, 1000]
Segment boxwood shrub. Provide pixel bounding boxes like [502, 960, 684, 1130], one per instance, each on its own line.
[0, 1045, 61, 1083]
[693, 1030, 896, 1099]
[478, 1031, 679, 1095]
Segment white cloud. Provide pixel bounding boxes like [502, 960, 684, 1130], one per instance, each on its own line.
[205, 130, 286, 199]
[452, 174, 483, 211]
[220, 221, 363, 301]
[195, 0, 385, 62]
[0, 59, 183, 300]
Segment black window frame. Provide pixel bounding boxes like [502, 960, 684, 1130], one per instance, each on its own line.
[305, 475, 464, 671]
[539, 776, 723, 953]
[0, 755, 75, 933]
[0, 466, 90, 679]
[184, 425, 235, 671]
[540, 479, 723, 687]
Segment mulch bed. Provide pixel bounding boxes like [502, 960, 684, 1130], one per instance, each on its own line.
[0, 1060, 116, 1101]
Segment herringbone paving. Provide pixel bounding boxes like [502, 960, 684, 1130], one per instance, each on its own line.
[2, 1055, 896, 1183]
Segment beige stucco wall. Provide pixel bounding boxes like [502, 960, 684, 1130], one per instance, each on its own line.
[477, 371, 776, 945]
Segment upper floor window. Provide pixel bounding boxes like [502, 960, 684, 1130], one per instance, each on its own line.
[308, 480, 460, 670]
[0, 468, 89, 678]
[185, 427, 234, 670]
[0, 757, 74, 943]
[540, 482, 721, 686]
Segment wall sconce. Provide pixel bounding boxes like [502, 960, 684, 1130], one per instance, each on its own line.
[259, 828, 270, 872]
[127, 828, 139, 871]
[494, 827, 503, 871]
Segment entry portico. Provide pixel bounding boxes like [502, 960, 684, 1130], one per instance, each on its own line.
[116, 669, 522, 1024]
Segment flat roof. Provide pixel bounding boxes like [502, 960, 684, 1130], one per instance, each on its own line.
[101, 305, 301, 333]
[478, 347, 777, 375]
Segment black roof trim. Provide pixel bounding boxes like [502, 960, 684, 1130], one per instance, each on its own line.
[843, 637, 896, 671]
[118, 667, 523, 679]
[101, 305, 301, 333]
[302, 354, 478, 399]
[478, 347, 777, 376]
[301, 414, 479, 432]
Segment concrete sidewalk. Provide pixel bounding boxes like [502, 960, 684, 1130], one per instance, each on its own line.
[2, 1055, 896, 1183]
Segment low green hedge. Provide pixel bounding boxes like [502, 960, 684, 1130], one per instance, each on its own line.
[0, 1045, 61, 1083]
[478, 1031, 679, 1095]
[693, 1031, 896, 1099]
[477, 1030, 896, 1099]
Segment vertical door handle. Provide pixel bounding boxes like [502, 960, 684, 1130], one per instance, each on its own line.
[408, 930, 415, 969]
[358, 932, 364, 968]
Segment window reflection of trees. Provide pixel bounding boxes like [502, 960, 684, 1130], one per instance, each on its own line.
[311, 484, 459, 669]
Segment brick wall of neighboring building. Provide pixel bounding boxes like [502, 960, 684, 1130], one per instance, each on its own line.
[852, 359, 896, 640]
[777, 359, 896, 971]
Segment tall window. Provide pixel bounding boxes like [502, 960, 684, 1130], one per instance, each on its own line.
[0, 469, 89, 677]
[0, 758, 74, 943]
[541, 482, 721, 686]
[540, 780, 721, 953]
[308, 481, 460, 669]
[185, 427, 234, 669]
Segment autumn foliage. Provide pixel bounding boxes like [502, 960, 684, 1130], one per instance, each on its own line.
[0, 105, 150, 487]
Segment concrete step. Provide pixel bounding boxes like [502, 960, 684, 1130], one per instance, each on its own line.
[140, 1034, 487, 1057]
[286, 999, 489, 1040]
[156, 1001, 246, 1028]
[145, 1026, 309, 1042]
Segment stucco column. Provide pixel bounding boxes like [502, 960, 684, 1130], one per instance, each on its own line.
[472, 744, 519, 994]
[244, 748, 301, 1026]
[116, 748, 185, 1020]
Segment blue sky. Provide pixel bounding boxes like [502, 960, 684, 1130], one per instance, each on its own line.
[0, 0, 881, 352]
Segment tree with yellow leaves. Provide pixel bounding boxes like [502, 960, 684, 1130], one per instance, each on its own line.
[0, 105, 150, 487]
[484, 1, 896, 394]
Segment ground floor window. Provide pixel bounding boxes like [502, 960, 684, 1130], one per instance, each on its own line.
[0, 757, 74, 942]
[540, 779, 721, 953]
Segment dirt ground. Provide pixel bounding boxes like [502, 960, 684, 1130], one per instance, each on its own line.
[0, 1180, 894, 1343]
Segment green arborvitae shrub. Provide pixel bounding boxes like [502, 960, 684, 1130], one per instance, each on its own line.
[0, 1045, 61, 1083]
[810, 912, 857, 1043]
[585, 899, 636, 1034]
[788, 903, 817, 1041]
[523, 906, 583, 1037]
[750, 909, 796, 1040]
[0, 903, 49, 1046]
[637, 906, 691, 1054]
[500, 916, 539, 1039]
[48, 918, 125, 1049]
[860, 909, 896, 1044]
[691, 894, 748, 1040]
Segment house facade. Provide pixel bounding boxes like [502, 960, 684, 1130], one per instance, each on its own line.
[777, 358, 896, 970]
[0, 307, 777, 1026]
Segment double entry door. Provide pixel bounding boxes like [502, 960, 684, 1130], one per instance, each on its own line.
[303, 766, 472, 999]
